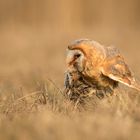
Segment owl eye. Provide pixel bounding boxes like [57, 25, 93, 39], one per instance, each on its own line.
[75, 53, 81, 58]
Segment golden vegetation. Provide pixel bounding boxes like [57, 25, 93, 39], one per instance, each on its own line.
[0, 0, 140, 140]
[0, 80, 140, 140]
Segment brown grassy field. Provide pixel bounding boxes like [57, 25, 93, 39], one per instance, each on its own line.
[0, 0, 140, 140]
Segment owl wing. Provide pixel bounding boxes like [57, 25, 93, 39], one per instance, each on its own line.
[101, 46, 140, 91]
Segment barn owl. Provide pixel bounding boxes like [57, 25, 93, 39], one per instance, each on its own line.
[64, 39, 140, 103]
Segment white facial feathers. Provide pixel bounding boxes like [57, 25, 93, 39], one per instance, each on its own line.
[66, 49, 85, 73]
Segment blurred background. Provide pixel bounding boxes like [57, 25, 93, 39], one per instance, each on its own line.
[0, 0, 139, 91]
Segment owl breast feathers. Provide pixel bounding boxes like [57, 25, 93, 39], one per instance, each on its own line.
[64, 39, 140, 103]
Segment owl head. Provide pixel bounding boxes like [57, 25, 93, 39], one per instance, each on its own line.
[66, 39, 106, 75]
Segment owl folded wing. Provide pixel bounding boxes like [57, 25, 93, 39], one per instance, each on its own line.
[101, 46, 140, 91]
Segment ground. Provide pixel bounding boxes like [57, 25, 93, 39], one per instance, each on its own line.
[0, 25, 140, 140]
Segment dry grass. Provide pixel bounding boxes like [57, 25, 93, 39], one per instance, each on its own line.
[0, 25, 139, 140]
[0, 77, 140, 140]
[0, 1, 140, 139]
